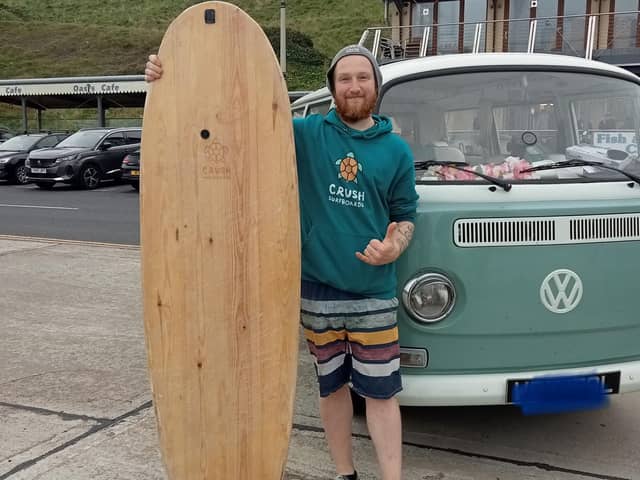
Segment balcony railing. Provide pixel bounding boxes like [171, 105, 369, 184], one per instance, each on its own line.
[359, 11, 640, 64]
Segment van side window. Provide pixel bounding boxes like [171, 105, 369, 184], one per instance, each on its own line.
[307, 100, 332, 116]
[292, 106, 306, 118]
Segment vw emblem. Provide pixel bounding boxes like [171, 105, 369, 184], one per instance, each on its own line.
[540, 269, 583, 314]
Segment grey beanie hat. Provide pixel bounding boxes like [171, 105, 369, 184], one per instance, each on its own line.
[326, 44, 382, 92]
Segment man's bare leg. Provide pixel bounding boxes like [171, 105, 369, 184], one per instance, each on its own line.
[365, 396, 402, 480]
[319, 384, 356, 476]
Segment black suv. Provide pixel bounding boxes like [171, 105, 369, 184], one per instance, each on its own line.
[26, 127, 141, 189]
[0, 133, 68, 185]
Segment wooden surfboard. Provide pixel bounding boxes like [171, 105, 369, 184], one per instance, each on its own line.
[140, 2, 300, 479]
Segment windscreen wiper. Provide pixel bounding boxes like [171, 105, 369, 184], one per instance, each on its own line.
[415, 160, 512, 192]
[522, 158, 640, 186]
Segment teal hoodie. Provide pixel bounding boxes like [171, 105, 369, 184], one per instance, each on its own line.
[293, 109, 418, 299]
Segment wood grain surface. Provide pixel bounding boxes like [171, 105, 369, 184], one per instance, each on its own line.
[140, 2, 300, 479]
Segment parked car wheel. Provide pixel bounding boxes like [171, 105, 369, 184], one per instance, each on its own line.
[131, 182, 139, 191]
[35, 182, 55, 190]
[11, 162, 29, 185]
[79, 164, 101, 189]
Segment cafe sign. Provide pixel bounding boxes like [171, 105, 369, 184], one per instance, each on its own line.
[0, 80, 147, 96]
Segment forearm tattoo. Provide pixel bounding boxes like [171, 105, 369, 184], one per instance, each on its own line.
[396, 222, 414, 254]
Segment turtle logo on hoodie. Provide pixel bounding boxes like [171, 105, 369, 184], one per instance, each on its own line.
[329, 152, 366, 209]
[335, 152, 363, 183]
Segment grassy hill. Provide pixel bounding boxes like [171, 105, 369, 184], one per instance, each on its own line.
[0, 0, 385, 89]
[0, 1, 385, 130]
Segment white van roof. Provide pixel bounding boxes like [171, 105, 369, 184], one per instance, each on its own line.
[292, 53, 639, 107]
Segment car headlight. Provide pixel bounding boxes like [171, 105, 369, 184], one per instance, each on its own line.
[0, 158, 10, 164]
[402, 273, 456, 323]
[56, 155, 77, 164]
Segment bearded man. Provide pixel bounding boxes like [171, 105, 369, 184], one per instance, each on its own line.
[145, 44, 418, 480]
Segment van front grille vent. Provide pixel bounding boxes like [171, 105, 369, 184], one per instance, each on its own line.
[570, 215, 640, 241]
[454, 213, 640, 247]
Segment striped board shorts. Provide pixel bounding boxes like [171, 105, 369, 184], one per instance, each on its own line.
[300, 280, 402, 399]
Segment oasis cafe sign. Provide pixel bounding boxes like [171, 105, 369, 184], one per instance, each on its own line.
[1, 80, 147, 97]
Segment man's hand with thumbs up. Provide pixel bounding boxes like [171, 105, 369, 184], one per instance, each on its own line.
[355, 221, 414, 266]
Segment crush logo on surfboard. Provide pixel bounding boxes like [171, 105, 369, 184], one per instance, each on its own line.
[201, 138, 231, 179]
[328, 152, 365, 209]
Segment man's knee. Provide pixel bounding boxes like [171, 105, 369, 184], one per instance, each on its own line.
[363, 395, 400, 415]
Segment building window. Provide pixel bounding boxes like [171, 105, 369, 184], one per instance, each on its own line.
[611, 0, 639, 49]
[412, 2, 434, 40]
[534, 0, 559, 52]
[507, 1, 532, 52]
[436, 1, 460, 54]
[463, 0, 487, 52]
[561, 1, 587, 55]
[411, 1, 485, 54]
[505, 1, 592, 54]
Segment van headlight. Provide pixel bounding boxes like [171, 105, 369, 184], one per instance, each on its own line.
[402, 273, 456, 323]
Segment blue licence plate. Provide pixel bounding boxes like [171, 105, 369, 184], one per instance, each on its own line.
[508, 372, 620, 415]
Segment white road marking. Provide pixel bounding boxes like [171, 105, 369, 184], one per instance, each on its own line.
[0, 204, 78, 210]
[0, 234, 138, 249]
[90, 186, 132, 192]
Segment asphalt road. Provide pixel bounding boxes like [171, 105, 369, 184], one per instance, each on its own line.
[1, 237, 639, 480]
[0, 181, 139, 245]
[1, 180, 639, 479]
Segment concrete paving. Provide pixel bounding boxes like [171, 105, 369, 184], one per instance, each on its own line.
[0, 237, 634, 480]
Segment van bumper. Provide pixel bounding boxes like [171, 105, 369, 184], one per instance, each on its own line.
[397, 360, 640, 406]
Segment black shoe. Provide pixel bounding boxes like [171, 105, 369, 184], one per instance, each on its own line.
[335, 472, 358, 480]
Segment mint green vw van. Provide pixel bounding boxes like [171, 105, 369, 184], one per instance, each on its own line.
[292, 52, 640, 410]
